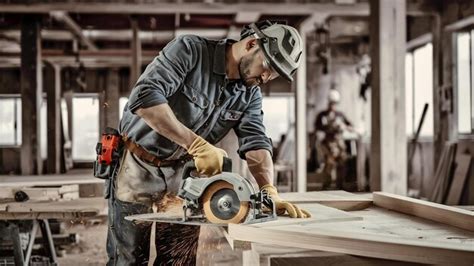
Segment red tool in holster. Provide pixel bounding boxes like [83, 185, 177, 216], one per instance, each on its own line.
[93, 127, 123, 179]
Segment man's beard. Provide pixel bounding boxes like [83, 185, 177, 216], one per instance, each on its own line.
[238, 50, 260, 87]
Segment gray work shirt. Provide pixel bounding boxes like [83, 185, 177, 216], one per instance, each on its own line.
[119, 35, 273, 160]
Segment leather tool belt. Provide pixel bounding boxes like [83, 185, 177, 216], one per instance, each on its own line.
[122, 136, 190, 167]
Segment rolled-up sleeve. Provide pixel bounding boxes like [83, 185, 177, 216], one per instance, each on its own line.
[127, 35, 199, 113]
[234, 89, 273, 159]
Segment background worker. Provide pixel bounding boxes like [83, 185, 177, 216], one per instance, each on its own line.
[315, 89, 354, 190]
[106, 21, 310, 265]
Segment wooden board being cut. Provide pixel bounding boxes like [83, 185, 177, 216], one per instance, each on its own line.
[280, 190, 372, 211]
[228, 206, 474, 265]
[250, 203, 362, 228]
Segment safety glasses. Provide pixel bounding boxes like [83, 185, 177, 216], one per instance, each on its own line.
[262, 56, 279, 81]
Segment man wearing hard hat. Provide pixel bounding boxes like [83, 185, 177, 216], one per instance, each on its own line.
[315, 89, 354, 190]
[104, 21, 310, 265]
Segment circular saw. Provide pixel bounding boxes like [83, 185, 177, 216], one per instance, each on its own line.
[177, 159, 277, 225]
[125, 158, 277, 225]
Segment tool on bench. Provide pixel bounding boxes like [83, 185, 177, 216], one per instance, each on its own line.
[126, 158, 277, 226]
[93, 127, 123, 179]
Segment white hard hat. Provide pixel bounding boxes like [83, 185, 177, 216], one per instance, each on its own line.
[328, 90, 341, 103]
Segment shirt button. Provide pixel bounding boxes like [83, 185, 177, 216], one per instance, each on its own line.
[192, 96, 197, 102]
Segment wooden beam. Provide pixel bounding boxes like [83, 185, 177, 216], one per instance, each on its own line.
[45, 63, 62, 174]
[50, 11, 98, 51]
[0, 2, 369, 15]
[100, 68, 120, 131]
[20, 15, 43, 175]
[0, 2, 432, 16]
[130, 16, 142, 90]
[369, 0, 407, 194]
[373, 192, 474, 232]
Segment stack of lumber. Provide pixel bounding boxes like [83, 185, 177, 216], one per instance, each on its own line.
[430, 141, 457, 203]
[429, 141, 472, 205]
[0, 185, 79, 203]
[0, 197, 106, 220]
[227, 191, 474, 265]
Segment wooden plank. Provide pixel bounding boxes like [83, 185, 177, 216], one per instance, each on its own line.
[373, 192, 474, 231]
[250, 203, 362, 228]
[0, 171, 103, 187]
[0, 197, 106, 213]
[446, 155, 472, 205]
[228, 223, 474, 265]
[369, 0, 407, 195]
[280, 191, 372, 211]
[218, 227, 251, 251]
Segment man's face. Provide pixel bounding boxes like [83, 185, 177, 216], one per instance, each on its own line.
[238, 46, 279, 87]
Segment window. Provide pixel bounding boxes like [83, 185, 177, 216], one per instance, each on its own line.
[119, 97, 128, 120]
[0, 97, 21, 146]
[456, 31, 473, 134]
[405, 43, 434, 137]
[72, 94, 99, 161]
[0, 96, 47, 158]
[262, 95, 295, 142]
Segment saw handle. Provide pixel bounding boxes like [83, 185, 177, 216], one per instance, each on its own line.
[182, 157, 233, 179]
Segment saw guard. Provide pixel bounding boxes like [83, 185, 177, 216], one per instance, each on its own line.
[202, 181, 249, 224]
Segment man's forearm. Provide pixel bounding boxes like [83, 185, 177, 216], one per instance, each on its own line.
[135, 103, 197, 149]
[246, 149, 274, 188]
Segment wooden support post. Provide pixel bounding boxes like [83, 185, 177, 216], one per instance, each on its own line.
[295, 27, 307, 193]
[20, 15, 42, 175]
[434, 17, 457, 167]
[369, 0, 407, 195]
[100, 68, 120, 130]
[45, 64, 62, 174]
[130, 16, 142, 90]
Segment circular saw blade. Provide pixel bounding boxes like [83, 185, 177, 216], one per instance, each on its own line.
[202, 181, 249, 224]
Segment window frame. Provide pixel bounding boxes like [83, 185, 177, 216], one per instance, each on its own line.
[454, 27, 474, 136]
[405, 42, 435, 140]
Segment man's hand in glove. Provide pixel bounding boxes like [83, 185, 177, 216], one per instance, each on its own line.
[261, 184, 311, 218]
[187, 136, 228, 176]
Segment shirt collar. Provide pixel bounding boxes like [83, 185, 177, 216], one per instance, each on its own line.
[213, 38, 236, 76]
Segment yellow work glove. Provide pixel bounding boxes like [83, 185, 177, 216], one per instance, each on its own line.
[261, 184, 311, 218]
[187, 136, 228, 176]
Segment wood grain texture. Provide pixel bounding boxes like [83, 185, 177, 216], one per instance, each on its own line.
[228, 221, 474, 265]
[446, 155, 472, 205]
[0, 197, 106, 220]
[280, 190, 372, 211]
[373, 192, 474, 231]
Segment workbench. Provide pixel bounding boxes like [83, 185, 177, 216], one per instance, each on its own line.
[0, 198, 105, 265]
[222, 191, 474, 265]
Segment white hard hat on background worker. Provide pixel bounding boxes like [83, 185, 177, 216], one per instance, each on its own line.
[328, 89, 341, 103]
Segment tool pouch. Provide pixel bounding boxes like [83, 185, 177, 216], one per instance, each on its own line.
[93, 127, 123, 180]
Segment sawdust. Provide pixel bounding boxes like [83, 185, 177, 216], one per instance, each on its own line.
[154, 193, 183, 215]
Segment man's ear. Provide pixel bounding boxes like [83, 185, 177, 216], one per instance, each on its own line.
[245, 38, 258, 52]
